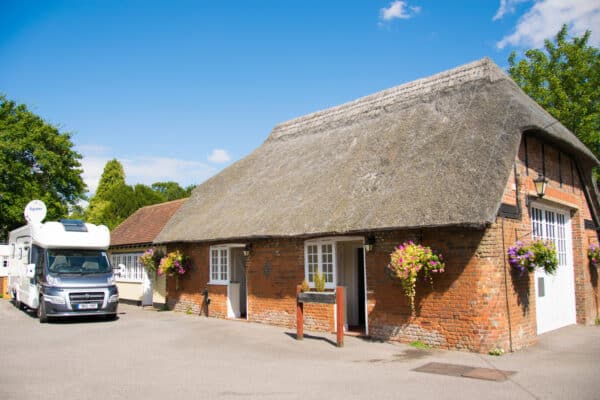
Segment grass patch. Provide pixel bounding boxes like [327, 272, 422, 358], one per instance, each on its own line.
[409, 340, 432, 350]
[595, 317, 600, 326]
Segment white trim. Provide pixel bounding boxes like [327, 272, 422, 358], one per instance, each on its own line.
[304, 240, 337, 289]
[112, 252, 144, 283]
[529, 202, 576, 334]
[209, 246, 230, 285]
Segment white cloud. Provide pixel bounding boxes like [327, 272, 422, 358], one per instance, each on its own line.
[78, 145, 217, 196]
[121, 157, 216, 188]
[493, 0, 529, 21]
[207, 149, 231, 163]
[380, 1, 421, 21]
[497, 0, 600, 49]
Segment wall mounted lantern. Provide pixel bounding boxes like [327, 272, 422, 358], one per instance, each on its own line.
[533, 173, 548, 198]
[243, 243, 253, 257]
[364, 235, 376, 252]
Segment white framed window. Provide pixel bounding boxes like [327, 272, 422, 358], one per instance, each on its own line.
[112, 252, 144, 282]
[210, 246, 229, 284]
[304, 240, 336, 289]
[530, 205, 569, 266]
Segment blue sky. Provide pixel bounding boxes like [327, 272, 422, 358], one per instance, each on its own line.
[1, 0, 599, 194]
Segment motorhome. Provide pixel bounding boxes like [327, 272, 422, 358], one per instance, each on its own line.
[8, 200, 119, 322]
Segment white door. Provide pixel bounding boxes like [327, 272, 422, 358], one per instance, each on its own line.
[141, 268, 153, 306]
[531, 205, 576, 334]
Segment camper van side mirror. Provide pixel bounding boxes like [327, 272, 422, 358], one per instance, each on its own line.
[113, 263, 125, 277]
[26, 263, 35, 279]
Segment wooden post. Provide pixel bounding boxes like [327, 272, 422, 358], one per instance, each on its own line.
[296, 285, 304, 340]
[336, 286, 345, 347]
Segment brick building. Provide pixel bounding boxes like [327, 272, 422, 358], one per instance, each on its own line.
[155, 59, 600, 352]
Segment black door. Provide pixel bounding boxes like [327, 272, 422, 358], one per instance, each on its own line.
[357, 248, 365, 326]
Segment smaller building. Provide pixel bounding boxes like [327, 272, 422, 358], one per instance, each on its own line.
[109, 199, 187, 308]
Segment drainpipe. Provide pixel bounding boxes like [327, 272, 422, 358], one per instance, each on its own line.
[501, 217, 514, 353]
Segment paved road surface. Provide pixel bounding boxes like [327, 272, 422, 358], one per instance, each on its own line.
[1, 300, 598, 399]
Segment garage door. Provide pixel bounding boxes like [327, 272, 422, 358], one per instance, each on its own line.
[531, 205, 576, 334]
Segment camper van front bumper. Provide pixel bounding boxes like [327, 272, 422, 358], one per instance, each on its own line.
[41, 285, 119, 316]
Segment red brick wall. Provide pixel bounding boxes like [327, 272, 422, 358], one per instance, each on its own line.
[165, 239, 335, 332]
[512, 135, 599, 326]
[164, 134, 599, 352]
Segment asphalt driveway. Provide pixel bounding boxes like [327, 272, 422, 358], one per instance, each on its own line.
[0, 300, 598, 400]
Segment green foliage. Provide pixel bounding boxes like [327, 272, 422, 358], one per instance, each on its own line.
[151, 181, 191, 201]
[409, 340, 432, 350]
[508, 240, 558, 275]
[0, 95, 86, 239]
[314, 273, 326, 292]
[488, 347, 505, 356]
[134, 184, 164, 208]
[85, 159, 193, 229]
[387, 241, 445, 315]
[94, 159, 125, 199]
[508, 25, 600, 162]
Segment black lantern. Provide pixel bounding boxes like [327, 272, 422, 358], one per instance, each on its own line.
[534, 173, 548, 198]
[242, 243, 253, 257]
[363, 235, 376, 252]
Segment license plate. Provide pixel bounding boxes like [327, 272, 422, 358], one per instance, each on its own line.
[78, 303, 98, 310]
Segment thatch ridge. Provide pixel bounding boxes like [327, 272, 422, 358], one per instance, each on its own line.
[155, 58, 599, 244]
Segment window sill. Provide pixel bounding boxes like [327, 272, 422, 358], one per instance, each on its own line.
[208, 281, 228, 286]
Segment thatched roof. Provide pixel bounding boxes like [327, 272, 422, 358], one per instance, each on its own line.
[155, 58, 599, 244]
[111, 198, 187, 247]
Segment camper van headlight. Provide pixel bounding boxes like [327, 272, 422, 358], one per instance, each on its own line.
[44, 294, 66, 305]
[46, 275, 61, 286]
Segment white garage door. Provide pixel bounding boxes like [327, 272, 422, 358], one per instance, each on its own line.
[531, 204, 577, 334]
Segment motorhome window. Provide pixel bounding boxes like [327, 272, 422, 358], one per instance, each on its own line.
[47, 249, 111, 274]
[32, 245, 45, 280]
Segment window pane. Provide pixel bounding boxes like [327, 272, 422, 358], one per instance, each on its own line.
[321, 244, 333, 283]
[220, 249, 228, 281]
[307, 245, 318, 283]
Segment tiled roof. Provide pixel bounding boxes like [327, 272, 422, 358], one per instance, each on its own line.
[110, 198, 187, 247]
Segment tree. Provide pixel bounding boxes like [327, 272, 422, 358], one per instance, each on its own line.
[508, 25, 600, 160]
[85, 159, 126, 226]
[134, 184, 165, 208]
[0, 95, 86, 240]
[151, 181, 189, 201]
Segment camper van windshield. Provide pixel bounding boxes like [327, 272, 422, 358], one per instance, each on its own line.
[47, 249, 111, 274]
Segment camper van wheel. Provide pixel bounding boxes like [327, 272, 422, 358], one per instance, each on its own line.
[13, 291, 22, 309]
[37, 297, 48, 323]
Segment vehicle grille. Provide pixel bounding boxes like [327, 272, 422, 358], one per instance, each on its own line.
[69, 292, 105, 305]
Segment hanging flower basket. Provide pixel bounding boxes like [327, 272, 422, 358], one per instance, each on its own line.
[508, 240, 558, 275]
[588, 243, 600, 268]
[139, 248, 165, 275]
[386, 241, 445, 315]
[158, 250, 191, 277]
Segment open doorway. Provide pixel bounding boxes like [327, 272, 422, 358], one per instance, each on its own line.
[336, 240, 366, 333]
[228, 248, 247, 319]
